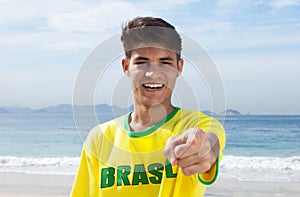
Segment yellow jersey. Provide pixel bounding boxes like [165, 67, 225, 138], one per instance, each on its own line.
[71, 107, 226, 197]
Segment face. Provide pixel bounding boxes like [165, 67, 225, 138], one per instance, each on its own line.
[122, 47, 183, 108]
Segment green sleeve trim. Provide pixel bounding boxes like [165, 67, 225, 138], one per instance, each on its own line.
[197, 154, 219, 185]
[124, 107, 180, 138]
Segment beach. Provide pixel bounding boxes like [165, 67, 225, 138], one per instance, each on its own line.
[0, 114, 299, 196]
[206, 177, 300, 197]
[1, 172, 300, 197]
[0, 172, 74, 197]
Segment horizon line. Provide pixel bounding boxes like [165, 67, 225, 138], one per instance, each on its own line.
[1, 103, 300, 116]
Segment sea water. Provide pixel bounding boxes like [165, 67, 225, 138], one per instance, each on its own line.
[220, 115, 300, 181]
[0, 113, 299, 181]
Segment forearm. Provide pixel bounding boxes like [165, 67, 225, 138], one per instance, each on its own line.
[206, 132, 220, 168]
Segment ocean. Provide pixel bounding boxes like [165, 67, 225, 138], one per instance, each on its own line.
[0, 113, 300, 181]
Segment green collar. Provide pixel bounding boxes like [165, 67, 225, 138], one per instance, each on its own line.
[124, 107, 180, 138]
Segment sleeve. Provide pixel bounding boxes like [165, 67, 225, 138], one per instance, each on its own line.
[196, 115, 226, 185]
[70, 145, 100, 197]
[70, 126, 103, 197]
[197, 155, 219, 185]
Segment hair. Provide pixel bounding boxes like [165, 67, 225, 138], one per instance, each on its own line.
[121, 16, 182, 60]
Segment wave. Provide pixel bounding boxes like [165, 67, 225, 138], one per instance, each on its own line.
[2, 155, 299, 169]
[0, 156, 80, 175]
[0, 156, 79, 167]
[1, 155, 300, 180]
[220, 155, 300, 181]
[221, 155, 300, 171]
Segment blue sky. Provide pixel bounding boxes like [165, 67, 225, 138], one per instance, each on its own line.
[0, 0, 299, 114]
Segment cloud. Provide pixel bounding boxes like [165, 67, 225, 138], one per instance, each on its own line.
[0, 0, 86, 24]
[203, 29, 300, 52]
[0, 31, 97, 51]
[185, 18, 234, 33]
[44, 0, 199, 33]
[0, 0, 197, 29]
[216, 0, 241, 7]
[46, 1, 153, 33]
[0, 0, 197, 50]
[0, 1, 145, 50]
[214, 0, 254, 15]
[268, 0, 300, 8]
[1, 0, 300, 52]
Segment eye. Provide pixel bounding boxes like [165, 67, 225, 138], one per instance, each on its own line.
[161, 62, 172, 65]
[135, 61, 147, 65]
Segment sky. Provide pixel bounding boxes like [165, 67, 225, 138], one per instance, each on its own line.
[0, 0, 299, 114]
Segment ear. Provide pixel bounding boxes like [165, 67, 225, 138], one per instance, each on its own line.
[122, 58, 130, 77]
[176, 58, 184, 77]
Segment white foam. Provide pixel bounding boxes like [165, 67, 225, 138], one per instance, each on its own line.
[1, 155, 300, 180]
[0, 156, 80, 175]
[220, 155, 300, 181]
[0, 156, 79, 167]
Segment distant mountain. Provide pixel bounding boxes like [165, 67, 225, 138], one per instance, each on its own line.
[0, 105, 242, 116]
[33, 104, 72, 113]
[202, 110, 216, 116]
[219, 109, 241, 115]
[0, 107, 9, 113]
[0, 106, 32, 113]
[95, 104, 129, 115]
[0, 104, 131, 115]
[72, 104, 129, 115]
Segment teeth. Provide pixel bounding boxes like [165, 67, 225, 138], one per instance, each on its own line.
[143, 83, 163, 88]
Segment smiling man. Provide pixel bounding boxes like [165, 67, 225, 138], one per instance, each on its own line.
[71, 16, 226, 197]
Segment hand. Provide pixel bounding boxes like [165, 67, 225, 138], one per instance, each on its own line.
[164, 128, 220, 176]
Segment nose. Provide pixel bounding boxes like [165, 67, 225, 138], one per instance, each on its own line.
[144, 63, 161, 78]
[145, 71, 154, 77]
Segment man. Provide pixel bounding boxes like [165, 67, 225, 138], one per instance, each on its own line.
[71, 16, 226, 197]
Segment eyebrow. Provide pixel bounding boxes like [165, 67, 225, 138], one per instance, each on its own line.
[133, 56, 175, 61]
[134, 56, 149, 61]
[159, 56, 174, 61]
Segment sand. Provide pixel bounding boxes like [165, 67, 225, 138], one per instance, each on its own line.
[0, 172, 74, 197]
[0, 172, 299, 197]
[206, 177, 300, 197]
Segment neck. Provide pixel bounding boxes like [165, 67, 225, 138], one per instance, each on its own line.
[129, 103, 175, 132]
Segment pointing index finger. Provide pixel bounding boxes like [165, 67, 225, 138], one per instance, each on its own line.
[164, 134, 188, 165]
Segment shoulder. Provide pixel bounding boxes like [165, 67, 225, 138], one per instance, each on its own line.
[177, 108, 213, 123]
[175, 108, 223, 131]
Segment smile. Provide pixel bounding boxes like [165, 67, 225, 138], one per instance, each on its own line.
[142, 83, 164, 90]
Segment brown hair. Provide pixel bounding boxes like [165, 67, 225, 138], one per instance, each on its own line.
[121, 16, 182, 60]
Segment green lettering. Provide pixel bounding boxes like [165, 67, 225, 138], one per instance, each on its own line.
[101, 167, 115, 188]
[148, 163, 163, 184]
[132, 164, 149, 185]
[165, 160, 177, 178]
[117, 165, 131, 186]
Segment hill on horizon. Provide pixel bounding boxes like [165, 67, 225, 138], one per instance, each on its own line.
[0, 104, 242, 115]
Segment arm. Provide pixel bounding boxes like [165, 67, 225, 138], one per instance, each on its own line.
[70, 126, 103, 197]
[70, 145, 100, 197]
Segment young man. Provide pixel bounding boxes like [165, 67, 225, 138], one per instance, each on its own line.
[71, 16, 226, 197]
